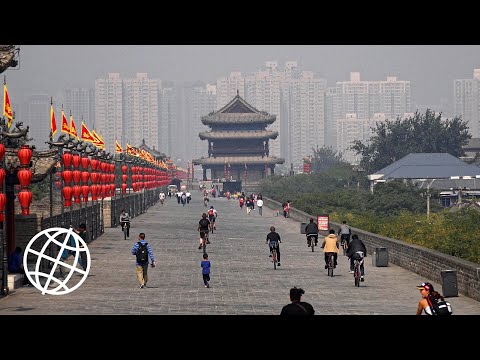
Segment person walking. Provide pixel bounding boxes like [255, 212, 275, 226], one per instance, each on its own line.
[256, 197, 264, 216]
[131, 233, 155, 288]
[74, 224, 89, 271]
[201, 253, 211, 288]
[280, 287, 315, 316]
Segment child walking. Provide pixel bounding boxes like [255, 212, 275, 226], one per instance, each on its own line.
[201, 253, 211, 288]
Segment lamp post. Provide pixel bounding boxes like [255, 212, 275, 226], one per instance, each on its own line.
[0, 118, 6, 295]
[426, 179, 436, 220]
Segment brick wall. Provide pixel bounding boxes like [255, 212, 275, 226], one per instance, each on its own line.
[263, 197, 480, 302]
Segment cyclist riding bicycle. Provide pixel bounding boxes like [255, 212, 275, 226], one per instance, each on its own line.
[207, 206, 218, 230]
[266, 226, 282, 266]
[346, 234, 367, 281]
[321, 229, 339, 269]
[119, 209, 131, 237]
[197, 213, 211, 249]
[304, 218, 318, 247]
[337, 220, 352, 248]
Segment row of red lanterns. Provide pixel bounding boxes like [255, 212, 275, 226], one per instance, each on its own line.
[17, 145, 33, 215]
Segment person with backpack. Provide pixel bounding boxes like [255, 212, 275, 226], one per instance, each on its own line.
[207, 206, 218, 231]
[280, 287, 315, 316]
[131, 233, 155, 288]
[416, 282, 452, 315]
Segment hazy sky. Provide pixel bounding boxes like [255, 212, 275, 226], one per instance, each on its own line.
[5, 45, 480, 106]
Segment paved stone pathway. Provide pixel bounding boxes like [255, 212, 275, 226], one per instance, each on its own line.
[2, 192, 480, 315]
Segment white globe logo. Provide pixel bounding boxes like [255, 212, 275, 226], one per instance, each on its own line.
[23, 227, 91, 295]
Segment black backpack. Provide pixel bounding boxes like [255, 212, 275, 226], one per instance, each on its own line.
[136, 242, 149, 264]
[427, 295, 452, 315]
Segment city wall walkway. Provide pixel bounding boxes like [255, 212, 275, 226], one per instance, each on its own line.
[2, 192, 480, 315]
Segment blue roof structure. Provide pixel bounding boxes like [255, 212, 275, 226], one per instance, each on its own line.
[369, 153, 480, 180]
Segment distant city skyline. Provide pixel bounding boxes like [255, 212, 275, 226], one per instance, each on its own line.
[5, 45, 480, 108]
[5, 45, 480, 167]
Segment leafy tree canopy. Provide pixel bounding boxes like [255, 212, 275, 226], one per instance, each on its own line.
[350, 110, 471, 173]
[310, 146, 349, 173]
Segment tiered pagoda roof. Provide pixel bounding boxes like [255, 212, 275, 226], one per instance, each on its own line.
[199, 130, 278, 140]
[194, 156, 284, 166]
[201, 94, 276, 126]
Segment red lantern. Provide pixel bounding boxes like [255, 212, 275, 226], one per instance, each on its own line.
[0, 192, 5, 221]
[90, 159, 99, 171]
[73, 170, 82, 184]
[101, 173, 107, 184]
[18, 189, 33, 215]
[81, 171, 90, 183]
[17, 168, 32, 188]
[62, 152, 73, 167]
[73, 185, 82, 203]
[122, 174, 128, 183]
[121, 183, 127, 194]
[81, 157, 90, 170]
[0, 168, 5, 184]
[62, 186, 73, 207]
[82, 185, 90, 202]
[109, 163, 115, 173]
[121, 165, 128, 174]
[72, 154, 81, 169]
[56, 181, 61, 189]
[18, 145, 33, 166]
[101, 162, 108, 173]
[62, 170, 73, 185]
[0, 143, 5, 162]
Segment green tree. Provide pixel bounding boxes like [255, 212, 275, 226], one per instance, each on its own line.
[350, 110, 471, 173]
[310, 146, 349, 173]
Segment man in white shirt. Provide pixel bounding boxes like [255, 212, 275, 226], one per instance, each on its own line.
[186, 191, 192, 204]
[256, 198, 264, 216]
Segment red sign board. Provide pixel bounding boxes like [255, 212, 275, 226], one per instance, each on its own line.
[317, 214, 329, 231]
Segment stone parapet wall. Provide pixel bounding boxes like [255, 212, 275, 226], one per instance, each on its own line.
[263, 197, 480, 301]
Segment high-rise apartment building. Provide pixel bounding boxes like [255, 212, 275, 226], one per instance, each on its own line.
[184, 82, 216, 161]
[24, 94, 50, 148]
[95, 73, 123, 153]
[453, 69, 480, 137]
[245, 63, 282, 158]
[123, 73, 160, 149]
[216, 72, 245, 108]
[64, 88, 95, 130]
[288, 71, 327, 166]
[158, 83, 176, 157]
[334, 72, 411, 163]
[324, 87, 337, 149]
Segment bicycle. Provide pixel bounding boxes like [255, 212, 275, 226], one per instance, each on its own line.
[353, 253, 364, 287]
[121, 222, 130, 240]
[270, 243, 278, 270]
[326, 252, 335, 277]
[341, 240, 348, 256]
[307, 234, 317, 252]
[199, 231, 209, 254]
